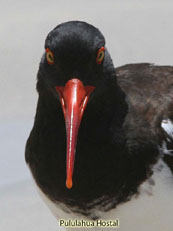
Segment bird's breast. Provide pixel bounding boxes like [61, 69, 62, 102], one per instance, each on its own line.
[37, 158, 173, 231]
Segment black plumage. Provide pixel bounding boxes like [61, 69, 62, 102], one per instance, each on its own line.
[25, 21, 173, 220]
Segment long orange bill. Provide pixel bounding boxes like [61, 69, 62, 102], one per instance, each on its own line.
[56, 79, 95, 189]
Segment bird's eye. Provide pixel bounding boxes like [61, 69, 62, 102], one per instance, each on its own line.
[46, 48, 54, 65]
[96, 47, 105, 64]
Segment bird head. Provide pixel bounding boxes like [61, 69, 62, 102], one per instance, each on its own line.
[37, 21, 115, 190]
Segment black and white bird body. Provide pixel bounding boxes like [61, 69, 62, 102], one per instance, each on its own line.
[25, 21, 173, 230]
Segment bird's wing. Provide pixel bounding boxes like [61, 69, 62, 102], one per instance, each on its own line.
[116, 63, 173, 172]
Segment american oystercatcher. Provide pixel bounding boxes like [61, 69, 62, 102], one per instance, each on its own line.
[25, 21, 173, 230]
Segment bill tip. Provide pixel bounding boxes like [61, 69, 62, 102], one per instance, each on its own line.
[66, 178, 73, 189]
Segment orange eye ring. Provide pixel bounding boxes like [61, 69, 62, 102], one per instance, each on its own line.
[46, 48, 54, 65]
[96, 47, 105, 64]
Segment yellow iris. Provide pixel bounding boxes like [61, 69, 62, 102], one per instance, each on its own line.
[96, 47, 105, 64]
[46, 48, 54, 65]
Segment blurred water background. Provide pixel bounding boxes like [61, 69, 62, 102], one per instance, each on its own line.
[1, 1, 173, 230]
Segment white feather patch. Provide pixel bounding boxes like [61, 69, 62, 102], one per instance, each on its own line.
[159, 141, 173, 156]
[161, 119, 173, 138]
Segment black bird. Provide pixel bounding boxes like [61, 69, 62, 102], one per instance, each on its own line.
[25, 21, 173, 230]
